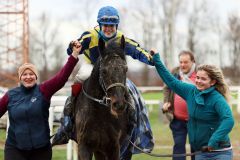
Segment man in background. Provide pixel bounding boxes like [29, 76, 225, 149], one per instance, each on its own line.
[162, 51, 196, 160]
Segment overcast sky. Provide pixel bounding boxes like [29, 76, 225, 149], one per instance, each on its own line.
[29, 0, 125, 20]
[29, 0, 240, 20]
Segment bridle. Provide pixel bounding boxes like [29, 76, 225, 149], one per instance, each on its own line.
[82, 55, 127, 107]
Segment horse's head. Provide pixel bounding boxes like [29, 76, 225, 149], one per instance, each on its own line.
[98, 36, 128, 116]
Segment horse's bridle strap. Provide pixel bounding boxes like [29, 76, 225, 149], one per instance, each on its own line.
[82, 83, 110, 107]
[106, 83, 126, 91]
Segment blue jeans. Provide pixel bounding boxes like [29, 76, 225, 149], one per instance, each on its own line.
[195, 149, 233, 160]
[170, 118, 194, 160]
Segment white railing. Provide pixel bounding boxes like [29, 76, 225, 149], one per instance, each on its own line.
[48, 96, 78, 160]
[138, 86, 240, 112]
[229, 86, 240, 113]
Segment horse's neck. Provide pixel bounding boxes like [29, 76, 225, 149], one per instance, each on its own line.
[85, 72, 104, 98]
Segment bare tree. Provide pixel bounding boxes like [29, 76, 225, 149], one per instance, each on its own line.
[225, 14, 240, 77]
[160, 0, 184, 68]
[121, 0, 183, 85]
[119, 0, 159, 85]
[29, 13, 65, 82]
[126, 0, 183, 68]
[185, 0, 219, 64]
[69, 0, 99, 32]
[215, 19, 225, 68]
[186, 1, 206, 52]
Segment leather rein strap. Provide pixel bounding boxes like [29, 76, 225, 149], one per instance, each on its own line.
[129, 140, 202, 158]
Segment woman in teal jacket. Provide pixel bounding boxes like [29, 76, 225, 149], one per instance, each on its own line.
[152, 51, 234, 160]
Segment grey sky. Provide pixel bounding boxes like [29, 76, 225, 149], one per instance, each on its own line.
[29, 0, 240, 21]
[29, 0, 125, 19]
[29, 0, 240, 42]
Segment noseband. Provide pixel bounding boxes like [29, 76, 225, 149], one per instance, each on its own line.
[82, 55, 127, 107]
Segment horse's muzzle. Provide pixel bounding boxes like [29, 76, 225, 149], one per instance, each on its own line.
[110, 97, 126, 114]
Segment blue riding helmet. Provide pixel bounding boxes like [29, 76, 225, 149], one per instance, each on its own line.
[97, 6, 120, 25]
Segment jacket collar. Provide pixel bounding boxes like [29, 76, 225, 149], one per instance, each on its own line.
[195, 86, 215, 105]
[20, 83, 37, 94]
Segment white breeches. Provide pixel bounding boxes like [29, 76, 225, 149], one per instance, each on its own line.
[74, 61, 93, 83]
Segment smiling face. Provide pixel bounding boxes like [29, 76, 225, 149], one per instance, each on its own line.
[195, 70, 216, 91]
[179, 54, 194, 74]
[20, 69, 37, 88]
[101, 24, 117, 38]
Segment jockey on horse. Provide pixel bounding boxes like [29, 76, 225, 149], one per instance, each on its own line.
[52, 6, 154, 159]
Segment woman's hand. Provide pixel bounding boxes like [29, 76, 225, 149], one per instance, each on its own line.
[150, 49, 158, 56]
[71, 40, 82, 58]
[201, 146, 213, 152]
[162, 102, 171, 112]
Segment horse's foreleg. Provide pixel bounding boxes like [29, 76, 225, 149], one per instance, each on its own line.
[78, 144, 93, 160]
[94, 152, 106, 160]
[107, 144, 120, 160]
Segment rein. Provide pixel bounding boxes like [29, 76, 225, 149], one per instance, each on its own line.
[82, 81, 111, 107]
[129, 140, 202, 158]
[82, 81, 126, 107]
[124, 101, 202, 158]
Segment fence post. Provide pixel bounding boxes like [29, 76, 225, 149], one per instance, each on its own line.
[49, 106, 54, 136]
[73, 142, 78, 160]
[237, 88, 240, 114]
[67, 140, 73, 160]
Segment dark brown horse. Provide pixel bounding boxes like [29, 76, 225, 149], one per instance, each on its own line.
[75, 36, 132, 160]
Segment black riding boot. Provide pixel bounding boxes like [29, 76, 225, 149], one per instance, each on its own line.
[51, 96, 75, 146]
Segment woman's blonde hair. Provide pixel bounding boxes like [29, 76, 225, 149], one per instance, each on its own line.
[197, 64, 230, 102]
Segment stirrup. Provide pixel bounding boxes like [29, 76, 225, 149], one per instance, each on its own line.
[51, 128, 70, 146]
[51, 115, 73, 146]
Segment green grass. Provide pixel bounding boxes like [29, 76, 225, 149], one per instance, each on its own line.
[0, 91, 239, 160]
[52, 149, 67, 160]
[142, 91, 163, 100]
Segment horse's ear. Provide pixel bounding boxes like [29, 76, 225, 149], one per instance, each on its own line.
[98, 37, 105, 53]
[120, 35, 125, 50]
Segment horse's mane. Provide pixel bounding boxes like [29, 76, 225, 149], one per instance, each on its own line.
[102, 37, 126, 60]
[90, 37, 126, 79]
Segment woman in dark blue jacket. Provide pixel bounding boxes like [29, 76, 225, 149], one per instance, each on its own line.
[151, 50, 234, 160]
[0, 43, 81, 160]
